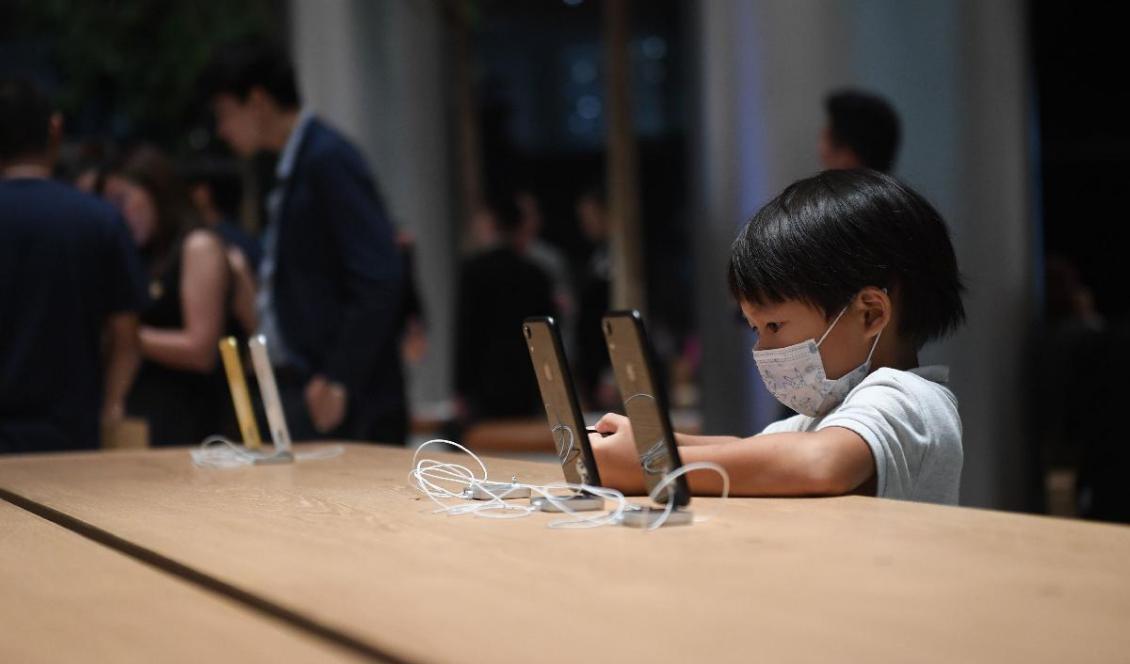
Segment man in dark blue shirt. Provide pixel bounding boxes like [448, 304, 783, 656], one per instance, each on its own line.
[0, 78, 144, 453]
[201, 41, 406, 444]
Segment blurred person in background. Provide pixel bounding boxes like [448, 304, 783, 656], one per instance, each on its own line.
[396, 230, 428, 367]
[516, 189, 574, 324]
[106, 145, 235, 446]
[201, 39, 406, 444]
[1038, 255, 1130, 522]
[0, 78, 143, 453]
[573, 186, 615, 410]
[68, 139, 117, 196]
[820, 89, 901, 173]
[467, 204, 502, 253]
[183, 160, 260, 336]
[184, 160, 262, 268]
[455, 194, 557, 422]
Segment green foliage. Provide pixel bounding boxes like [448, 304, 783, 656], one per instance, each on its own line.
[3, 0, 283, 146]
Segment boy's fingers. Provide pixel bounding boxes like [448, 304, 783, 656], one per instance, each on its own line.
[594, 413, 617, 433]
[595, 413, 627, 433]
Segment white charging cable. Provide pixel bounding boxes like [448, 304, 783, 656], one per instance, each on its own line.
[408, 438, 729, 530]
[409, 438, 630, 528]
[639, 461, 730, 530]
[190, 436, 344, 468]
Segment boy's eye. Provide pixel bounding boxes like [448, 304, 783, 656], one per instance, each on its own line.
[765, 322, 781, 334]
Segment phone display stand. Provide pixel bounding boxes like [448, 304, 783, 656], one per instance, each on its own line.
[464, 480, 531, 501]
[531, 492, 604, 513]
[253, 451, 295, 465]
[618, 505, 693, 528]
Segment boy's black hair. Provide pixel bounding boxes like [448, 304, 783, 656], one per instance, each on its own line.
[727, 169, 965, 349]
[199, 39, 301, 109]
[825, 89, 900, 173]
[0, 78, 52, 162]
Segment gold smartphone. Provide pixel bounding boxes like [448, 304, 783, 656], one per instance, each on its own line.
[218, 337, 263, 449]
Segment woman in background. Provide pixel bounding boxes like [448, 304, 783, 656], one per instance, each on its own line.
[105, 146, 234, 445]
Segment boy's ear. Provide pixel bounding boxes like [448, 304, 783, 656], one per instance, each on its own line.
[856, 286, 891, 338]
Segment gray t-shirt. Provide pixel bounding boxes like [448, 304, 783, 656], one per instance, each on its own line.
[760, 366, 962, 505]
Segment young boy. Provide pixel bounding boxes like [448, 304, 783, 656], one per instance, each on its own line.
[591, 169, 966, 504]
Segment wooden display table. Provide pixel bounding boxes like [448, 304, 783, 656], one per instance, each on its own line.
[1, 443, 1128, 663]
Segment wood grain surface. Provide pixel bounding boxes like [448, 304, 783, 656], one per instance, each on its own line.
[1, 444, 1128, 663]
[0, 499, 365, 663]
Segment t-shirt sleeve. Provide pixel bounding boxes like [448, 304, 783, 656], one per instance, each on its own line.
[100, 213, 146, 315]
[815, 371, 962, 504]
[760, 413, 810, 435]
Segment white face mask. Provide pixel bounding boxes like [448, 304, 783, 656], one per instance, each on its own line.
[752, 306, 883, 417]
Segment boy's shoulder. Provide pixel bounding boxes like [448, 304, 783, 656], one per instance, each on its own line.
[856, 366, 957, 408]
[829, 365, 960, 438]
[825, 365, 962, 503]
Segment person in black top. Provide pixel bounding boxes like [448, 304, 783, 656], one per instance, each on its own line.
[455, 194, 558, 421]
[104, 146, 235, 446]
[184, 160, 263, 269]
[183, 160, 260, 337]
[0, 78, 144, 453]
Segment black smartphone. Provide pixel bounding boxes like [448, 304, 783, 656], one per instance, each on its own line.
[601, 310, 691, 507]
[523, 316, 602, 487]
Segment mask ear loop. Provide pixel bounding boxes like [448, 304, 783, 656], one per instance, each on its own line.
[816, 300, 886, 366]
[864, 288, 891, 363]
[862, 325, 884, 365]
[815, 306, 851, 348]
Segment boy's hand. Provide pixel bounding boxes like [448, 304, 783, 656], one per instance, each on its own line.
[589, 413, 647, 495]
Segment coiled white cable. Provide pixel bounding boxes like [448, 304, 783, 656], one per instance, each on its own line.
[408, 438, 729, 530]
[408, 439, 627, 528]
[640, 461, 730, 530]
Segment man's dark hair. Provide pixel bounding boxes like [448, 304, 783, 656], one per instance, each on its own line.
[727, 169, 964, 349]
[825, 89, 901, 172]
[199, 39, 301, 109]
[0, 78, 52, 162]
[484, 190, 523, 236]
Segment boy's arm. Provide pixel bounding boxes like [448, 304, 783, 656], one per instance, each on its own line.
[597, 414, 739, 448]
[592, 417, 874, 497]
[676, 432, 741, 447]
[677, 427, 874, 496]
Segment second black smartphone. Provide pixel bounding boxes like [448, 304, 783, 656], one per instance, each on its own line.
[523, 316, 602, 486]
[601, 310, 690, 507]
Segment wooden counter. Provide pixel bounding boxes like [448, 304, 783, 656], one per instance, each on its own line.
[2, 444, 1128, 663]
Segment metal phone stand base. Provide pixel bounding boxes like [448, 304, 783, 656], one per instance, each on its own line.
[464, 481, 532, 501]
[619, 505, 693, 528]
[253, 451, 294, 465]
[531, 493, 605, 512]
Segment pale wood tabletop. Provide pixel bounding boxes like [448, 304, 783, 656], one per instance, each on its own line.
[0, 499, 364, 664]
[1, 443, 1129, 663]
